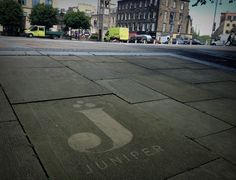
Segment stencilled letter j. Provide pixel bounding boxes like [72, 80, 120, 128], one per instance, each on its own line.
[68, 102, 133, 153]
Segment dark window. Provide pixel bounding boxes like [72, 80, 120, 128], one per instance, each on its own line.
[169, 12, 175, 24]
[39, 27, 44, 31]
[226, 23, 230, 27]
[227, 16, 231, 20]
[18, 0, 27, 5]
[233, 16, 236, 21]
[225, 30, 229, 34]
[233, 24, 236, 27]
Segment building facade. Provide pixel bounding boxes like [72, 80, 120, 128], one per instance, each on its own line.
[91, 7, 117, 34]
[78, 3, 96, 16]
[213, 12, 236, 39]
[116, 0, 192, 38]
[17, 0, 55, 29]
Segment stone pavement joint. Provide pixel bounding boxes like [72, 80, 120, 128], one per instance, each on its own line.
[166, 157, 221, 180]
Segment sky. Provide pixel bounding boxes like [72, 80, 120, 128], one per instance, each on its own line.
[56, 0, 236, 35]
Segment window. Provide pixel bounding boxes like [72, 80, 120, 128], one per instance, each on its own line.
[169, 12, 175, 24]
[227, 16, 232, 21]
[154, 0, 157, 6]
[179, 13, 183, 21]
[151, 23, 155, 31]
[150, 0, 152, 6]
[32, 0, 40, 6]
[180, 2, 184, 10]
[18, 0, 27, 5]
[45, 0, 52, 5]
[39, 27, 44, 31]
[145, 0, 147, 7]
[173, 0, 176, 8]
[139, 1, 142, 7]
[153, 12, 156, 19]
[225, 30, 229, 34]
[170, 24, 174, 32]
[226, 23, 230, 27]
[166, 0, 168, 6]
[233, 24, 236, 27]
[163, 12, 167, 22]
[177, 25, 181, 33]
[162, 23, 166, 32]
[233, 16, 236, 21]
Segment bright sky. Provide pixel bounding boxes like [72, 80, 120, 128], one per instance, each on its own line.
[56, 0, 236, 35]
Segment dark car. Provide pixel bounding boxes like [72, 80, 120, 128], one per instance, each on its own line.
[186, 39, 203, 45]
[129, 35, 154, 44]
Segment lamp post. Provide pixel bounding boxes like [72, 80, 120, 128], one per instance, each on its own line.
[211, 0, 219, 41]
[98, 0, 111, 41]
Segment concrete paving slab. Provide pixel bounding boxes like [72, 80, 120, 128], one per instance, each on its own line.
[61, 61, 152, 80]
[0, 68, 110, 104]
[0, 56, 63, 69]
[136, 99, 232, 138]
[97, 79, 167, 103]
[123, 57, 211, 70]
[158, 69, 236, 84]
[118, 56, 191, 64]
[168, 158, 236, 180]
[0, 51, 26, 56]
[188, 98, 236, 126]
[25, 51, 42, 56]
[13, 95, 217, 180]
[0, 122, 47, 180]
[49, 56, 84, 61]
[196, 81, 236, 99]
[0, 88, 16, 122]
[131, 74, 221, 102]
[87, 56, 126, 63]
[197, 128, 236, 164]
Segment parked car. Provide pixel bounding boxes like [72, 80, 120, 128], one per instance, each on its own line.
[185, 39, 203, 45]
[172, 38, 185, 45]
[129, 35, 154, 44]
[211, 39, 225, 46]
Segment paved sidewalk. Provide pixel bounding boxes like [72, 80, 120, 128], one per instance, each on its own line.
[0, 54, 236, 180]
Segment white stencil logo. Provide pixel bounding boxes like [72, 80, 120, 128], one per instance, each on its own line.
[68, 101, 133, 153]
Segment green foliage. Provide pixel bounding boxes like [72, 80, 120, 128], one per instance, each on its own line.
[0, 0, 23, 33]
[29, 3, 58, 29]
[63, 11, 91, 30]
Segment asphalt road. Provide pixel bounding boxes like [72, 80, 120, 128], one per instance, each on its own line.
[1, 36, 236, 69]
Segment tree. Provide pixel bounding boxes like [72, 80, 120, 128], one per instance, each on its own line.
[29, 3, 58, 29]
[63, 11, 91, 30]
[192, 0, 236, 7]
[0, 0, 23, 35]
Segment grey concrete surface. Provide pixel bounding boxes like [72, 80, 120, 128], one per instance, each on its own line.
[196, 81, 236, 99]
[97, 79, 167, 103]
[158, 69, 236, 84]
[0, 56, 63, 69]
[168, 158, 236, 180]
[0, 122, 47, 180]
[61, 61, 152, 80]
[120, 56, 212, 70]
[136, 99, 232, 138]
[197, 128, 236, 164]
[0, 50, 235, 179]
[0, 88, 16, 122]
[131, 74, 222, 102]
[188, 98, 236, 126]
[13, 95, 218, 180]
[0, 67, 110, 104]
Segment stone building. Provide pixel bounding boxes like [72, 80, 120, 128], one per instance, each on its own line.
[116, 0, 192, 38]
[213, 12, 236, 39]
[91, 7, 117, 34]
[17, 0, 55, 29]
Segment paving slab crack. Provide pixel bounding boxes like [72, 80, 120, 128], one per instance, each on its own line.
[0, 86, 50, 179]
[165, 157, 222, 180]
